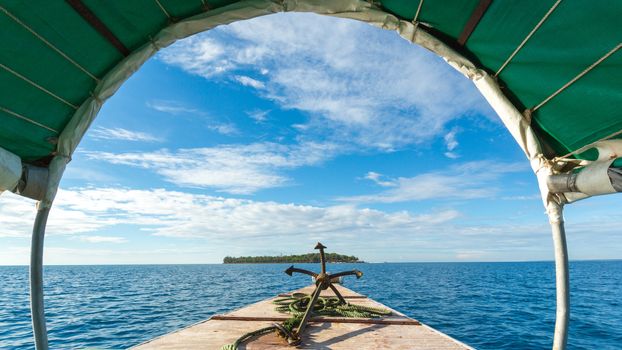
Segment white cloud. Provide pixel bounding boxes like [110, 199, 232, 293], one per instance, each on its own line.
[0, 188, 459, 240]
[0, 245, 229, 265]
[160, 37, 231, 77]
[444, 129, 459, 151]
[2, 189, 621, 263]
[234, 75, 265, 89]
[77, 235, 127, 244]
[0, 192, 119, 238]
[146, 100, 200, 115]
[158, 13, 494, 151]
[247, 109, 270, 123]
[146, 100, 239, 136]
[342, 161, 529, 203]
[89, 127, 162, 142]
[455, 250, 487, 260]
[444, 128, 460, 159]
[84, 141, 340, 194]
[207, 123, 238, 135]
[501, 194, 541, 201]
[444, 152, 460, 159]
[147, 100, 240, 136]
[61, 167, 118, 183]
[363, 171, 395, 187]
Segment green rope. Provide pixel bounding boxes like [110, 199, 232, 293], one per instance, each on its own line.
[220, 292, 391, 349]
[219, 325, 276, 350]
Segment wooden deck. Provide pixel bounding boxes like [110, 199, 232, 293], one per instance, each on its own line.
[132, 285, 473, 350]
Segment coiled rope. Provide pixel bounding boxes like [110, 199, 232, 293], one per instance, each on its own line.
[220, 292, 391, 349]
[219, 325, 276, 350]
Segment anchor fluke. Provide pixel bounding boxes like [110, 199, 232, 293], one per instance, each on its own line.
[330, 269, 364, 280]
[285, 266, 318, 278]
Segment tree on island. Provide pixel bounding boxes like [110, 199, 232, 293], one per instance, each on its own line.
[223, 252, 362, 264]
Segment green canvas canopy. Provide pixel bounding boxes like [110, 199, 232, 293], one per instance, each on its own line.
[0, 1, 619, 349]
[0, 0, 620, 166]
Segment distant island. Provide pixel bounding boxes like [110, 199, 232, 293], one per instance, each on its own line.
[223, 253, 363, 264]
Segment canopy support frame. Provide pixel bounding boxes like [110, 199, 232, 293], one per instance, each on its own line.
[65, 0, 131, 57]
[30, 206, 51, 350]
[547, 201, 569, 350]
[8, 2, 605, 349]
[25, 155, 67, 350]
[456, 0, 492, 46]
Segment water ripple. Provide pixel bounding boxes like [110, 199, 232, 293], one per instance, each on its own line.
[0, 261, 621, 349]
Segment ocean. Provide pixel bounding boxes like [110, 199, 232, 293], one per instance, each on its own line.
[1, 261, 621, 349]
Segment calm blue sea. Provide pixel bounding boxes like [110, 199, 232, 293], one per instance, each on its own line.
[1, 261, 621, 349]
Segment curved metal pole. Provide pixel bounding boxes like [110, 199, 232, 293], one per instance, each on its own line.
[30, 206, 51, 350]
[548, 201, 569, 350]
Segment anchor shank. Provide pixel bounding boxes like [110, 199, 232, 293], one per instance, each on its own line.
[315, 242, 327, 274]
[295, 284, 323, 340]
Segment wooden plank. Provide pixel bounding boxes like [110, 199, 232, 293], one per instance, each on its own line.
[133, 320, 470, 349]
[132, 284, 472, 350]
[210, 314, 421, 325]
[277, 293, 367, 299]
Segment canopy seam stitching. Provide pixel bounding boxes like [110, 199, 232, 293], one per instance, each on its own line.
[0, 6, 100, 82]
[0, 63, 78, 109]
[495, 0, 562, 77]
[0, 106, 59, 133]
[532, 43, 621, 112]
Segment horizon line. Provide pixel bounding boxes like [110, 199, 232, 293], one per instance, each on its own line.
[1, 258, 621, 267]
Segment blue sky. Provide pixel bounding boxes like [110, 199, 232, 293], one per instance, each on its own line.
[1, 13, 620, 265]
